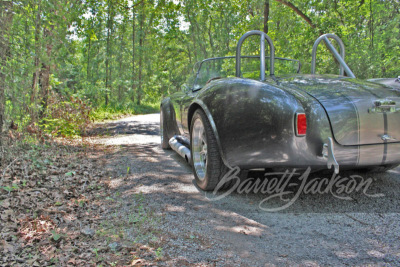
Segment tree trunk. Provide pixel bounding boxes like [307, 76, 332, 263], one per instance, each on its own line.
[137, 3, 145, 106]
[369, 0, 374, 48]
[194, 20, 207, 59]
[223, 13, 230, 52]
[118, 28, 124, 103]
[31, 1, 41, 120]
[105, 18, 110, 106]
[39, 27, 53, 119]
[131, 5, 136, 103]
[130, 1, 143, 104]
[208, 18, 215, 55]
[264, 0, 270, 33]
[0, 0, 13, 134]
[185, 8, 199, 61]
[185, 41, 192, 65]
[105, 0, 113, 106]
[87, 34, 91, 80]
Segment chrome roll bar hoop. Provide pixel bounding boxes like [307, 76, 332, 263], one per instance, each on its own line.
[236, 30, 275, 81]
[311, 34, 355, 78]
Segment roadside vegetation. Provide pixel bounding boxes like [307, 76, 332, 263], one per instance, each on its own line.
[90, 103, 159, 122]
[0, 133, 166, 265]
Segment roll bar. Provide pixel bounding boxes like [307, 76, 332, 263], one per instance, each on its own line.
[311, 34, 355, 78]
[236, 30, 275, 81]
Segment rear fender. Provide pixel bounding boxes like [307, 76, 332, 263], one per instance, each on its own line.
[161, 98, 180, 139]
[193, 78, 309, 168]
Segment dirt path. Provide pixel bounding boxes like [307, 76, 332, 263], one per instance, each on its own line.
[91, 114, 400, 266]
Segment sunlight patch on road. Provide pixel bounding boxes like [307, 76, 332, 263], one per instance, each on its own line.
[92, 135, 160, 146]
[215, 225, 264, 237]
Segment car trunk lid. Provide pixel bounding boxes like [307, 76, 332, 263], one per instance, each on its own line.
[279, 75, 400, 146]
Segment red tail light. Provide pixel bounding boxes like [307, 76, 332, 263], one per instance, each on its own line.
[296, 113, 307, 136]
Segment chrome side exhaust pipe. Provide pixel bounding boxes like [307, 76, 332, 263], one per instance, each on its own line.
[169, 137, 191, 164]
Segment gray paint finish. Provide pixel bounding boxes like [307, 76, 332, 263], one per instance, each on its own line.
[161, 74, 400, 171]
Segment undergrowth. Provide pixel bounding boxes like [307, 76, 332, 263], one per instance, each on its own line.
[5, 94, 160, 138]
[90, 102, 159, 121]
[41, 93, 92, 137]
[41, 98, 159, 137]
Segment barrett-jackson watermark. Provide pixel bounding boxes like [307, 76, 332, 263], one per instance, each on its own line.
[207, 166, 384, 212]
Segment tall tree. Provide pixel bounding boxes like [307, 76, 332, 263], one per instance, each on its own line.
[131, 3, 136, 103]
[130, 0, 143, 104]
[31, 0, 42, 120]
[0, 0, 13, 133]
[38, 25, 54, 119]
[105, 0, 115, 106]
[137, 1, 145, 105]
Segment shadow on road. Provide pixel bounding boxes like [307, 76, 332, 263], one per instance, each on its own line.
[88, 120, 159, 137]
[89, 113, 400, 266]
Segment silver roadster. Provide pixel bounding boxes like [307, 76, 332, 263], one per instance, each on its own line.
[160, 30, 400, 191]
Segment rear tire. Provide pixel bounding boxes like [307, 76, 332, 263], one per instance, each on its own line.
[190, 109, 228, 191]
[160, 109, 170, 149]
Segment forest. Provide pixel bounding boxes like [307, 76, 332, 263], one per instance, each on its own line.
[0, 0, 399, 136]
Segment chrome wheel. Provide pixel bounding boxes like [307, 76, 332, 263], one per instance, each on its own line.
[190, 109, 227, 191]
[192, 118, 207, 180]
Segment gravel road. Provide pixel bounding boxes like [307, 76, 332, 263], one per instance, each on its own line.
[92, 114, 400, 266]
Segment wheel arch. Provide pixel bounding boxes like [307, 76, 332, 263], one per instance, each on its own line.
[188, 100, 229, 167]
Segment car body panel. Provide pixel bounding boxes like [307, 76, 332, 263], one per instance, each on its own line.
[368, 78, 400, 90]
[162, 72, 400, 171]
[278, 75, 400, 146]
[161, 31, 400, 173]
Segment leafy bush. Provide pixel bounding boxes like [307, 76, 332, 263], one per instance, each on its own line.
[41, 93, 92, 137]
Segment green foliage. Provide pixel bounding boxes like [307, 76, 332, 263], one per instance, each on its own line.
[2, 0, 400, 134]
[51, 230, 63, 242]
[1, 184, 19, 193]
[92, 248, 99, 258]
[90, 102, 159, 121]
[155, 247, 163, 260]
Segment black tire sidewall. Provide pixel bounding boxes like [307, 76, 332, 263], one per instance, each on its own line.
[190, 109, 224, 190]
[160, 109, 170, 149]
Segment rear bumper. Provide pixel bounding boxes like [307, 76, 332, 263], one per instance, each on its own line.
[226, 138, 400, 171]
[335, 141, 400, 167]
